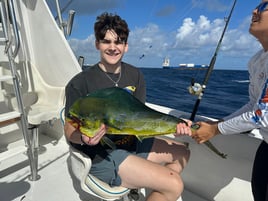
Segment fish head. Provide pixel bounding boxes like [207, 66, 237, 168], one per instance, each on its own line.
[66, 112, 103, 138]
[66, 97, 108, 137]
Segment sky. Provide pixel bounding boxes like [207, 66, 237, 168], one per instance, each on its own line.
[48, 0, 261, 70]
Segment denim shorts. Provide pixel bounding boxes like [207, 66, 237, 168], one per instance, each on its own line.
[89, 137, 154, 187]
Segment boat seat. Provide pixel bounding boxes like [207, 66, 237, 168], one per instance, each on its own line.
[69, 146, 131, 200]
[61, 108, 138, 201]
[27, 84, 65, 126]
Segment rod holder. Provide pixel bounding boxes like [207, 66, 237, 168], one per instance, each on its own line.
[66, 10, 75, 36]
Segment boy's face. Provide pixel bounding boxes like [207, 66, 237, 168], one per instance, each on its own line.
[95, 29, 128, 66]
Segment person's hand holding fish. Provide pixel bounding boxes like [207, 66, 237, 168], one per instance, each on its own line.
[192, 121, 220, 143]
[174, 119, 193, 136]
[81, 124, 107, 145]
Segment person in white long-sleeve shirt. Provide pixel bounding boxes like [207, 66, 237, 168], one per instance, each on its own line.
[192, 1, 268, 201]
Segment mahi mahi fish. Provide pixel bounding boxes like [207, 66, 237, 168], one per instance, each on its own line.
[66, 87, 227, 158]
[66, 87, 187, 140]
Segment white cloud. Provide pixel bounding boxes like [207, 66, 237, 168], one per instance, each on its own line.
[174, 15, 223, 48]
[68, 15, 260, 69]
[68, 35, 99, 65]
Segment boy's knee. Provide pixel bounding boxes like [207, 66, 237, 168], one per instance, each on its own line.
[167, 174, 184, 200]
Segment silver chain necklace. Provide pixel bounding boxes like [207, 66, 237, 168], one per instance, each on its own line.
[104, 69, 121, 87]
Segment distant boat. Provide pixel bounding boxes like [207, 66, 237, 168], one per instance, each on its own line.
[162, 58, 209, 69]
[162, 57, 170, 68]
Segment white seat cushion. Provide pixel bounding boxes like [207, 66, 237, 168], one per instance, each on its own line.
[85, 174, 129, 200]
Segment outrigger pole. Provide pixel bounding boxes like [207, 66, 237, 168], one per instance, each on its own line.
[190, 0, 237, 121]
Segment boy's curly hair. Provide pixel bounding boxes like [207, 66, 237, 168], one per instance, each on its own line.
[94, 12, 130, 43]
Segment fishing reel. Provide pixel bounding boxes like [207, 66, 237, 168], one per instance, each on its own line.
[188, 79, 203, 96]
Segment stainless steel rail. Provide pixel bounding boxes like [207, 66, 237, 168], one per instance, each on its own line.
[0, 0, 40, 181]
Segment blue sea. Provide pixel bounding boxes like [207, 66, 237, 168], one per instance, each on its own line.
[140, 68, 249, 120]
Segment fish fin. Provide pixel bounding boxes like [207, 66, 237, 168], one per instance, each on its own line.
[106, 123, 122, 132]
[135, 135, 150, 141]
[101, 136, 116, 150]
[105, 118, 124, 131]
[136, 136, 143, 141]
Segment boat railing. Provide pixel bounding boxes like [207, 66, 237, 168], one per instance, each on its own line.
[54, 0, 75, 37]
[5, 0, 20, 57]
[0, 0, 39, 180]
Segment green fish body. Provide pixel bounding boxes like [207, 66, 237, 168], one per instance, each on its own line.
[67, 87, 228, 158]
[67, 87, 186, 140]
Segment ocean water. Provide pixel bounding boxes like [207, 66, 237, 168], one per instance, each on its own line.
[140, 68, 249, 120]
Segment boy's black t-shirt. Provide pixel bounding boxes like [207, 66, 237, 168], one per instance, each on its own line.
[64, 62, 146, 160]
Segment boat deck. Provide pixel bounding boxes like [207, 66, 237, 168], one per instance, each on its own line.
[0, 103, 259, 201]
[0, 130, 210, 201]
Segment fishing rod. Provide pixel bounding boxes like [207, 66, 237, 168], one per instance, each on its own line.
[190, 0, 237, 121]
[189, 0, 237, 159]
